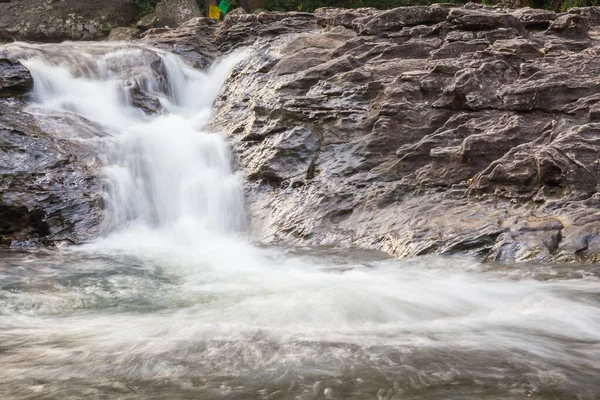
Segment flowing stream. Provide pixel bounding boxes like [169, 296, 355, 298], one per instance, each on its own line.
[0, 42, 599, 400]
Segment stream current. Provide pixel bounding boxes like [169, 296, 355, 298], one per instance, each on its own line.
[0, 42, 599, 400]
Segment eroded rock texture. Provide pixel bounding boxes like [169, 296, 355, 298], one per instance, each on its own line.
[204, 4, 600, 263]
[0, 57, 103, 245]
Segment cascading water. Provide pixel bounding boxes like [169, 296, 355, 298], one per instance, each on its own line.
[1, 42, 600, 400]
[5, 42, 246, 244]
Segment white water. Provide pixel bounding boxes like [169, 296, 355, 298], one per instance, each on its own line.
[1, 42, 599, 399]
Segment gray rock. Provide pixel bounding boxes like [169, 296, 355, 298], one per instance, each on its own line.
[568, 6, 600, 26]
[0, 98, 103, 245]
[155, 0, 202, 28]
[136, 13, 158, 31]
[142, 17, 219, 68]
[0, 0, 137, 42]
[357, 5, 450, 36]
[546, 13, 590, 39]
[0, 58, 33, 96]
[511, 8, 556, 29]
[107, 27, 140, 41]
[206, 4, 600, 263]
[447, 8, 528, 36]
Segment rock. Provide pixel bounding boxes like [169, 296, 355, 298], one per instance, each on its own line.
[489, 38, 544, 60]
[206, 4, 600, 263]
[546, 13, 590, 39]
[0, 0, 137, 42]
[511, 7, 556, 29]
[568, 6, 600, 26]
[0, 99, 103, 245]
[225, 7, 248, 19]
[107, 27, 140, 41]
[136, 13, 158, 31]
[357, 5, 450, 36]
[155, 0, 202, 28]
[0, 58, 33, 96]
[142, 17, 218, 68]
[447, 8, 528, 36]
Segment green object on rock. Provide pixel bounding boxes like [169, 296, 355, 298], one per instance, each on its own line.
[218, 0, 230, 14]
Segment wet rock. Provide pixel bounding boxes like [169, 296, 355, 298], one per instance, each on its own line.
[142, 17, 218, 68]
[0, 99, 103, 245]
[207, 4, 600, 263]
[155, 0, 202, 28]
[0, 58, 33, 96]
[0, 0, 137, 42]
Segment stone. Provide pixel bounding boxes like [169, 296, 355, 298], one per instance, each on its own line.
[0, 98, 103, 245]
[0, 58, 33, 96]
[142, 17, 219, 68]
[511, 8, 556, 29]
[205, 4, 600, 263]
[568, 6, 600, 26]
[107, 27, 140, 41]
[136, 13, 158, 31]
[357, 5, 450, 36]
[447, 8, 528, 37]
[546, 13, 590, 39]
[155, 0, 203, 28]
[489, 38, 544, 60]
[0, 0, 137, 42]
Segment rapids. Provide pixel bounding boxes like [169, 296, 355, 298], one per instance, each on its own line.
[0, 42, 599, 399]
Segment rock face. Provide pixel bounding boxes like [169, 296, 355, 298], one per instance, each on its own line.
[0, 57, 103, 245]
[204, 5, 600, 263]
[141, 17, 219, 68]
[155, 0, 202, 28]
[0, 0, 137, 42]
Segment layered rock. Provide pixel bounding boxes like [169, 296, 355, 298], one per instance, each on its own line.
[205, 5, 600, 263]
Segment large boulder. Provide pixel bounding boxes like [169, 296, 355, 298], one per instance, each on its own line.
[155, 0, 202, 28]
[0, 0, 137, 42]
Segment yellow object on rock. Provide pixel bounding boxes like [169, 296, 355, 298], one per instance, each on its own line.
[209, 5, 221, 20]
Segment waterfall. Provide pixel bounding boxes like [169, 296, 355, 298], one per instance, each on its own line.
[1, 41, 600, 400]
[4, 42, 247, 245]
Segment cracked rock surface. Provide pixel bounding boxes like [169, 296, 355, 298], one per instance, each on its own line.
[206, 5, 600, 263]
